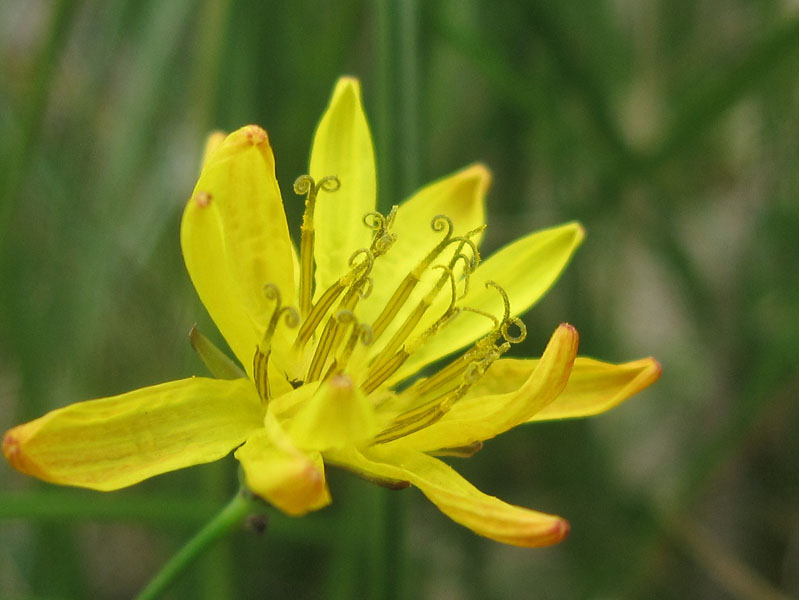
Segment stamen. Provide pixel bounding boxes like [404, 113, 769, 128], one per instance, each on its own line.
[293, 279, 346, 350]
[360, 276, 459, 396]
[293, 248, 373, 352]
[369, 220, 483, 344]
[253, 284, 299, 403]
[295, 174, 340, 318]
[361, 351, 408, 395]
[373, 345, 496, 445]
[368, 226, 475, 372]
[370, 214, 454, 340]
[399, 304, 503, 402]
[322, 311, 373, 379]
[372, 400, 450, 444]
[304, 253, 374, 383]
[366, 264, 456, 382]
[372, 360, 487, 444]
[304, 318, 339, 383]
[391, 281, 526, 422]
[431, 441, 483, 458]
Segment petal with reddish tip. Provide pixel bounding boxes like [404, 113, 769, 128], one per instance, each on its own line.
[3, 378, 262, 491]
[181, 125, 295, 377]
[451, 356, 661, 422]
[391, 323, 578, 452]
[328, 446, 569, 548]
[235, 415, 331, 516]
[530, 356, 661, 421]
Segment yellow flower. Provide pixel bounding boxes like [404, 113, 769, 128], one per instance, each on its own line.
[3, 77, 660, 548]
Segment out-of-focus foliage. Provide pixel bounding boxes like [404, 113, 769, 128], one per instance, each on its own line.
[1, 1, 797, 599]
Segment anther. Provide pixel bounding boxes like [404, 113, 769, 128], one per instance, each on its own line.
[322, 311, 373, 379]
[253, 284, 299, 403]
[369, 217, 484, 343]
[399, 307, 502, 401]
[292, 248, 372, 354]
[295, 174, 340, 318]
[368, 264, 450, 373]
[300, 248, 375, 380]
[372, 391, 458, 444]
[373, 349, 492, 445]
[431, 441, 483, 458]
[370, 214, 455, 340]
[360, 269, 459, 396]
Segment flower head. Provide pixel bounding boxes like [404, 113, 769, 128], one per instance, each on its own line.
[3, 77, 660, 547]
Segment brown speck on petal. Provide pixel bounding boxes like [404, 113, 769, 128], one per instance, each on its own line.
[194, 191, 212, 207]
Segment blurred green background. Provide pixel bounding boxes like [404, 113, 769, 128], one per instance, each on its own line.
[1, 1, 798, 599]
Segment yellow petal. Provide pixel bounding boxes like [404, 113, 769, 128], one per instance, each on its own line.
[3, 378, 262, 491]
[235, 414, 331, 516]
[310, 77, 376, 293]
[392, 324, 578, 451]
[529, 356, 661, 421]
[360, 164, 490, 327]
[181, 125, 295, 374]
[287, 373, 378, 451]
[328, 446, 569, 548]
[389, 222, 584, 384]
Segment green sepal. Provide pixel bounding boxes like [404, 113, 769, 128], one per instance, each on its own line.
[189, 325, 247, 380]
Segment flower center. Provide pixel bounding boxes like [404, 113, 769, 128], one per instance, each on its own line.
[253, 174, 526, 443]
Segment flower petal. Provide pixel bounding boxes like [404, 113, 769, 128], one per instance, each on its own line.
[328, 446, 569, 547]
[529, 356, 662, 421]
[235, 414, 331, 516]
[287, 373, 378, 452]
[391, 324, 578, 452]
[360, 164, 490, 326]
[389, 222, 584, 384]
[310, 77, 376, 293]
[181, 125, 295, 374]
[2, 378, 262, 491]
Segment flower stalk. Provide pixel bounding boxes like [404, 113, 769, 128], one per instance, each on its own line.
[135, 489, 261, 600]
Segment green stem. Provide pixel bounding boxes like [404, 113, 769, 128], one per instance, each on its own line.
[373, 1, 419, 599]
[134, 490, 259, 600]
